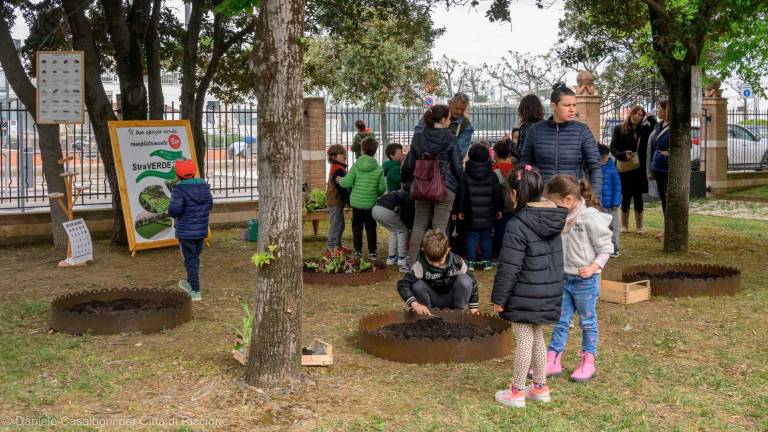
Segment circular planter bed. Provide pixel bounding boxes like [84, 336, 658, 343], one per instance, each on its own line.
[303, 254, 389, 285]
[359, 309, 512, 364]
[50, 288, 192, 335]
[622, 263, 741, 298]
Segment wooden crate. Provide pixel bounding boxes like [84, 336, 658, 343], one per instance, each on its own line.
[600, 279, 651, 304]
[232, 338, 333, 367]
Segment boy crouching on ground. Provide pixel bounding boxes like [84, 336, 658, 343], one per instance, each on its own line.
[396, 229, 479, 315]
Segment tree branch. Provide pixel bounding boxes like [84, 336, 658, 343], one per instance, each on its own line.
[637, 0, 675, 25]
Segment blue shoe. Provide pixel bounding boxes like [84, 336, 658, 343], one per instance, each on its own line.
[386, 255, 398, 265]
[179, 280, 202, 301]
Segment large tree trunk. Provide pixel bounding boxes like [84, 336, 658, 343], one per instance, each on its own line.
[378, 99, 389, 145]
[245, 0, 305, 388]
[63, 0, 127, 244]
[660, 68, 692, 253]
[0, 16, 69, 248]
[145, 0, 164, 120]
[180, 0, 204, 165]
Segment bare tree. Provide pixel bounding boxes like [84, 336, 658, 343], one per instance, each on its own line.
[461, 63, 490, 102]
[435, 55, 460, 96]
[487, 50, 566, 97]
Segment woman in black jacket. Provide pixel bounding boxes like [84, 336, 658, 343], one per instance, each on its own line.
[517, 94, 545, 155]
[401, 104, 464, 265]
[610, 105, 653, 233]
[492, 165, 568, 408]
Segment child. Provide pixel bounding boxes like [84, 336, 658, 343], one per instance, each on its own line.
[372, 190, 410, 272]
[325, 144, 351, 254]
[543, 174, 614, 382]
[599, 144, 622, 257]
[491, 140, 519, 260]
[382, 143, 403, 192]
[338, 137, 386, 260]
[492, 165, 568, 408]
[167, 158, 213, 301]
[397, 229, 479, 314]
[458, 144, 503, 271]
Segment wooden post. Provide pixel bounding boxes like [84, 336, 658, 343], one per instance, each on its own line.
[49, 156, 88, 268]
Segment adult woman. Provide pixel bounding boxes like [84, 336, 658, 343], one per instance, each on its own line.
[610, 105, 651, 233]
[401, 104, 464, 265]
[517, 94, 545, 154]
[351, 119, 374, 158]
[520, 83, 603, 198]
[647, 100, 669, 240]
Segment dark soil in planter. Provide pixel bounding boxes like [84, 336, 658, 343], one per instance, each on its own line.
[632, 271, 722, 280]
[377, 318, 495, 339]
[65, 297, 183, 314]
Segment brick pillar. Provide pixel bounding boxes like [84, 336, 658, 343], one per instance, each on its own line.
[302, 97, 326, 191]
[702, 96, 728, 196]
[573, 71, 601, 143]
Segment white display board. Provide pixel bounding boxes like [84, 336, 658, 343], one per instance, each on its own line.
[108, 120, 200, 253]
[63, 218, 93, 265]
[36, 51, 85, 124]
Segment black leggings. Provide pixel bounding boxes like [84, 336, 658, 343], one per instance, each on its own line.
[655, 172, 668, 214]
[352, 208, 377, 255]
[618, 171, 644, 213]
[621, 187, 644, 213]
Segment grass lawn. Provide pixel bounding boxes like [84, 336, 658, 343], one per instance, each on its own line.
[0, 204, 767, 431]
[726, 185, 768, 199]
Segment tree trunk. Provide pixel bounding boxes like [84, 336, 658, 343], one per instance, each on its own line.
[145, 0, 164, 120]
[63, 0, 127, 244]
[379, 101, 389, 146]
[245, 0, 305, 388]
[661, 68, 692, 253]
[180, 0, 204, 148]
[0, 16, 69, 248]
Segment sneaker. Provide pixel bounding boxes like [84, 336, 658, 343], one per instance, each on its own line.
[398, 264, 411, 273]
[528, 350, 563, 379]
[570, 352, 597, 382]
[525, 383, 551, 403]
[611, 251, 620, 258]
[386, 255, 398, 265]
[466, 260, 476, 272]
[397, 257, 408, 267]
[179, 280, 202, 301]
[495, 385, 525, 408]
[482, 260, 495, 270]
[369, 253, 378, 262]
[353, 250, 362, 258]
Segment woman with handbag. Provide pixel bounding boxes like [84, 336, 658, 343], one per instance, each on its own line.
[610, 105, 651, 233]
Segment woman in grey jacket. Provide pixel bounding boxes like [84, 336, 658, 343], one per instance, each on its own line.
[521, 83, 603, 199]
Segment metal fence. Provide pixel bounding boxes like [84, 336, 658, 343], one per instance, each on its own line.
[727, 110, 768, 171]
[325, 104, 520, 165]
[0, 101, 258, 211]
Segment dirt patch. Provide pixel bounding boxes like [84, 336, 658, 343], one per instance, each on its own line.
[631, 271, 722, 280]
[376, 318, 495, 339]
[65, 297, 183, 314]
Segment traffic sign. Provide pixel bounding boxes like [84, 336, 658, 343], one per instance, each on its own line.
[742, 86, 753, 99]
[423, 96, 434, 108]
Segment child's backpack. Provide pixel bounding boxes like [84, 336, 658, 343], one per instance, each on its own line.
[410, 152, 445, 202]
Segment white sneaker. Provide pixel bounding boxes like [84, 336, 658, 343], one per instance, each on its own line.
[398, 264, 411, 273]
[386, 255, 398, 265]
[397, 257, 408, 266]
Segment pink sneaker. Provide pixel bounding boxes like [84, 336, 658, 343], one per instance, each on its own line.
[525, 384, 551, 403]
[570, 352, 596, 382]
[495, 385, 525, 408]
[528, 350, 562, 379]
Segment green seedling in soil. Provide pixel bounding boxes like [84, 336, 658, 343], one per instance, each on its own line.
[251, 244, 278, 268]
[227, 302, 254, 351]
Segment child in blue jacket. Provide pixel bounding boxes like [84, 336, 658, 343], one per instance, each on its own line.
[599, 144, 622, 256]
[168, 159, 213, 301]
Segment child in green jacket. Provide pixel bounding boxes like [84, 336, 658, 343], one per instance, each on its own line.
[338, 137, 386, 259]
[382, 143, 403, 192]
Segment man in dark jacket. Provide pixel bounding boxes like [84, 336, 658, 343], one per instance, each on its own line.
[521, 84, 602, 198]
[168, 159, 213, 301]
[397, 230, 479, 314]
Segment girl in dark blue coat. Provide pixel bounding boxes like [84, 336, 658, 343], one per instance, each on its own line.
[168, 159, 213, 301]
[492, 165, 567, 408]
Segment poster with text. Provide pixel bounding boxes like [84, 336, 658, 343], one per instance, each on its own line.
[36, 51, 85, 124]
[63, 218, 93, 265]
[108, 120, 199, 252]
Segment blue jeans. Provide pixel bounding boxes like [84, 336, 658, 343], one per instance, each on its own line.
[466, 229, 492, 262]
[493, 212, 514, 258]
[548, 274, 600, 354]
[603, 207, 619, 253]
[179, 238, 205, 292]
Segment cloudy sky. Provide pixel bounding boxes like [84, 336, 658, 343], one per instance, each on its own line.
[11, 2, 564, 71]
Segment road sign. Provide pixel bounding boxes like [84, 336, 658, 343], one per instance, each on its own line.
[423, 96, 434, 108]
[742, 86, 753, 99]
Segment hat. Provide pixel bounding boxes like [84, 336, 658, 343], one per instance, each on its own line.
[174, 159, 196, 179]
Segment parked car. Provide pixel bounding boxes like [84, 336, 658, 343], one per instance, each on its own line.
[228, 135, 256, 158]
[725, 124, 768, 170]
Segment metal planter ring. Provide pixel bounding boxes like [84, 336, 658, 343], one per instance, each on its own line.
[50, 288, 192, 335]
[359, 309, 513, 364]
[622, 263, 741, 298]
[303, 261, 389, 286]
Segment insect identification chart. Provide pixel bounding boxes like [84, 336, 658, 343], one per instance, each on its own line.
[36, 51, 85, 124]
[62, 218, 93, 265]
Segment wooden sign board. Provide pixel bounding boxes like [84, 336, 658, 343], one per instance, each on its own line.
[36, 51, 85, 124]
[108, 120, 202, 254]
